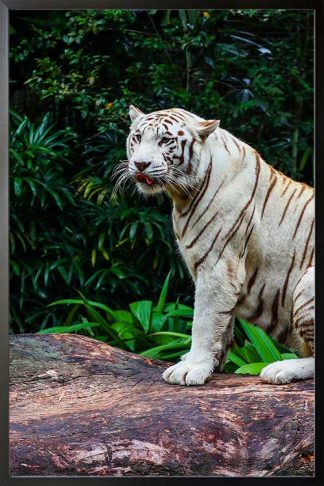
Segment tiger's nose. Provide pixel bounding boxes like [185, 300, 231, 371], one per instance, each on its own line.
[134, 161, 151, 172]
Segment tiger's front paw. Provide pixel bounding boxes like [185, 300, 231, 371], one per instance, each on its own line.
[260, 358, 314, 384]
[162, 360, 213, 386]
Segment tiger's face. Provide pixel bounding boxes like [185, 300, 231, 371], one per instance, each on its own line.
[124, 105, 219, 196]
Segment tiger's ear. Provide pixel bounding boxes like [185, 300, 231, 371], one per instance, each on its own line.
[195, 119, 220, 139]
[129, 105, 145, 123]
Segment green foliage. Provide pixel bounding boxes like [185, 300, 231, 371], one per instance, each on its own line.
[9, 110, 185, 331]
[41, 276, 297, 375]
[224, 319, 298, 375]
[41, 274, 193, 361]
[10, 10, 313, 332]
[10, 112, 80, 331]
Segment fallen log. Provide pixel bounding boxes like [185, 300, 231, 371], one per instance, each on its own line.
[9, 334, 314, 477]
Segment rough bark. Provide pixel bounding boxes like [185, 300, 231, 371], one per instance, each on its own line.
[10, 334, 314, 477]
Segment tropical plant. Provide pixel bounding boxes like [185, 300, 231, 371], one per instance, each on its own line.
[225, 319, 298, 375]
[9, 9, 313, 333]
[41, 274, 298, 375]
[10, 111, 79, 332]
[40, 273, 194, 361]
[9, 110, 186, 332]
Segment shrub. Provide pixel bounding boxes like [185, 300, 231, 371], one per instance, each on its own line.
[40, 274, 298, 375]
[10, 9, 313, 332]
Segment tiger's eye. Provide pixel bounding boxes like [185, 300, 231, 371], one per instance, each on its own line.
[161, 137, 170, 144]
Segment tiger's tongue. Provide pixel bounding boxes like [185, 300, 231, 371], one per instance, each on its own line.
[144, 175, 153, 185]
[137, 174, 154, 185]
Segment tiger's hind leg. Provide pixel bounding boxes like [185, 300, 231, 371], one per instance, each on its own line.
[260, 266, 314, 384]
[292, 266, 315, 355]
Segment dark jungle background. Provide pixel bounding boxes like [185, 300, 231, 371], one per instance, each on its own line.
[9, 9, 314, 368]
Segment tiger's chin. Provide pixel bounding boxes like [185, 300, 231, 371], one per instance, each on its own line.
[135, 179, 166, 195]
[133, 173, 190, 198]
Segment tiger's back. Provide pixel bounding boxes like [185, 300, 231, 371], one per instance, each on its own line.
[172, 126, 314, 342]
[231, 153, 314, 345]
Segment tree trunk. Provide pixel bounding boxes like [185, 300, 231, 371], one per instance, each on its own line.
[9, 334, 315, 477]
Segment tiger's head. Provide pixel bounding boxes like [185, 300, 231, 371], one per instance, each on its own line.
[118, 105, 219, 197]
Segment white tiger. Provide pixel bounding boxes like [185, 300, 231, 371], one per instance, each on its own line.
[122, 105, 314, 386]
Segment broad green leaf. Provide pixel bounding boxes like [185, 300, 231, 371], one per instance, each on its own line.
[65, 304, 80, 325]
[49, 258, 70, 271]
[98, 232, 106, 250]
[120, 334, 137, 351]
[240, 341, 262, 364]
[38, 322, 100, 334]
[160, 351, 184, 361]
[129, 221, 138, 240]
[299, 147, 311, 172]
[85, 269, 107, 287]
[129, 300, 152, 334]
[235, 362, 269, 375]
[144, 222, 153, 240]
[165, 309, 193, 319]
[164, 303, 193, 312]
[239, 320, 282, 363]
[100, 247, 110, 261]
[223, 361, 239, 373]
[34, 180, 64, 209]
[156, 271, 171, 313]
[48, 298, 86, 306]
[84, 305, 116, 338]
[14, 177, 23, 196]
[281, 352, 298, 359]
[234, 319, 248, 346]
[231, 342, 248, 360]
[151, 312, 168, 333]
[140, 338, 190, 359]
[10, 261, 20, 276]
[113, 310, 133, 324]
[150, 333, 177, 345]
[110, 267, 126, 278]
[49, 298, 116, 320]
[95, 336, 109, 342]
[91, 249, 96, 267]
[56, 265, 69, 284]
[227, 350, 247, 367]
[148, 331, 191, 339]
[111, 322, 139, 351]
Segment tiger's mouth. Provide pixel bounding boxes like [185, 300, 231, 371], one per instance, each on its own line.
[133, 172, 168, 194]
[135, 173, 155, 186]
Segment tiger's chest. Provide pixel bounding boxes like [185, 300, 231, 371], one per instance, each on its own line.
[172, 210, 199, 281]
[172, 208, 222, 280]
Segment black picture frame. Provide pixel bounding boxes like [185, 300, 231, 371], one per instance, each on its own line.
[1, 1, 323, 485]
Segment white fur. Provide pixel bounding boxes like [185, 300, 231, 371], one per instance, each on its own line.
[162, 360, 213, 386]
[126, 106, 315, 387]
[260, 358, 314, 384]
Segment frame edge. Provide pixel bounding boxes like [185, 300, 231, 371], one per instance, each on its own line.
[0, 0, 9, 483]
